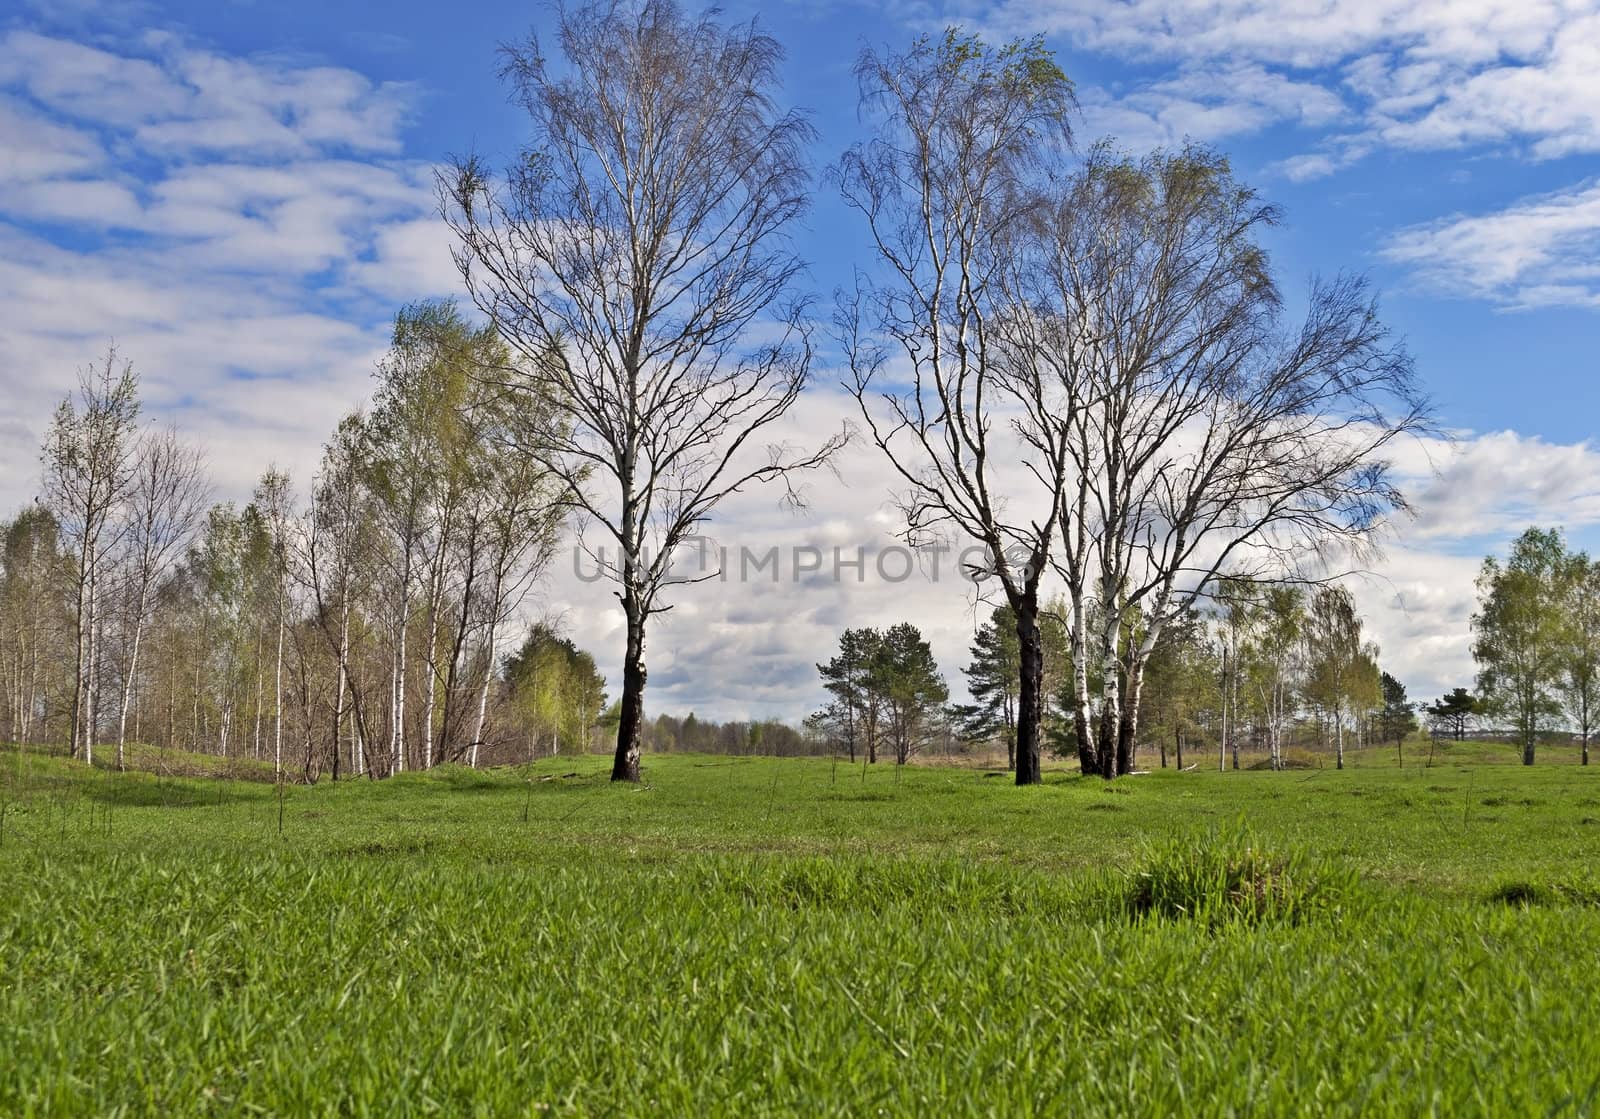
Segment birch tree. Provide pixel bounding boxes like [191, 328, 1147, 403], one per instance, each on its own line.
[1305, 585, 1365, 769]
[305, 414, 376, 779]
[112, 429, 208, 769]
[1473, 527, 1567, 765]
[0, 508, 68, 746]
[1250, 585, 1305, 771]
[1035, 146, 1426, 777]
[365, 304, 474, 773]
[837, 30, 1076, 786]
[253, 469, 294, 780]
[41, 349, 141, 765]
[465, 392, 567, 767]
[1557, 549, 1600, 766]
[443, 0, 842, 782]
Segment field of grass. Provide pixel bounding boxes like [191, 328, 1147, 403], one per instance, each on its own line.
[3, 742, 1599, 1115]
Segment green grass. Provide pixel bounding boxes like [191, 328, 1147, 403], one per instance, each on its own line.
[2, 744, 1599, 1115]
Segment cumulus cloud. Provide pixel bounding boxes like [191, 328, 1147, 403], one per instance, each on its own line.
[1401, 431, 1600, 537]
[0, 29, 414, 155]
[1382, 181, 1600, 309]
[961, 0, 1600, 172]
[1082, 63, 1348, 150]
[0, 27, 457, 503]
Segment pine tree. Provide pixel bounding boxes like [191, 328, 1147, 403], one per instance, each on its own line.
[953, 606, 1021, 769]
[871, 623, 949, 766]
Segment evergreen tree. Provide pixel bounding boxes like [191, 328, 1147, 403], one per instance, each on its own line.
[871, 622, 949, 766]
[815, 627, 884, 763]
[1377, 672, 1418, 748]
[953, 606, 1021, 770]
[1425, 688, 1479, 742]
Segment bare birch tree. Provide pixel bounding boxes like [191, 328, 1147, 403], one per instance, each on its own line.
[443, 0, 842, 782]
[112, 428, 208, 769]
[41, 349, 141, 765]
[253, 469, 294, 780]
[1035, 146, 1428, 777]
[305, 414, 376, 779]
[837, 30, 1076, 785]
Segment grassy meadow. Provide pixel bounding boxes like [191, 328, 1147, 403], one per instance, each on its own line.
[2, 741, 1599, 1116]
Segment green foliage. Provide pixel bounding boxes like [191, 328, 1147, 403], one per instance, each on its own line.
[502, 623, 606, 757]
[952, 605, 1020, 758]
[1426, 687, 1480, 740]
[928, 28, 1074, 113]
[814, 623, 948, 764]
[1377, 672, 1418, 745]
[871, 622, 949, 764]
[1138, 605, 1217, 766]
[813, 626, 884, 762]
[1474, 527, 1570, 762]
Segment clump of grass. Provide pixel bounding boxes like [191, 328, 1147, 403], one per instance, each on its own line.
[1115, 828, 1360, 926]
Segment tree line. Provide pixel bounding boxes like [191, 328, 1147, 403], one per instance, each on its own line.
[808, 584, 1418, 772]
[0, 308, 605, 778]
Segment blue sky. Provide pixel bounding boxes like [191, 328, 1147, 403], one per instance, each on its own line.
[2, 0, 1599, 719]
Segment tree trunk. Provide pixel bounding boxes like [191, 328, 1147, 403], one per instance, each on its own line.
[1335, 711, 1344, 770]
[612, 601, 646, 783]
[84, 566, 99, 768]
[1115, 661, 1145, 776]
[1175, 727, 1182, 770]
[1095, 611, 1122, 780]
[421, 569, 444, 768]
[69, 537, 91, 760]
[1070, 594, 1097, 776]
[471, 577, 501, 770]
[116, 609, 149, 772]
[331, 596, 349, 782]
[273, 606, 285, 781]
[1219, 653, 1228, 772]
[1014, 598, 1044, 786]
[392, 578, 409, 775]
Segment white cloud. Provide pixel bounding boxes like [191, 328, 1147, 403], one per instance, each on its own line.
[1382, 180, 1600, 308]
[0, 29, 453, 510]
[974, 0, 1575, 70]
[1271, 152, 1344, 181]
[0, 94, 104, 183]
[963, 0, 1600, 169]
[0, 30, 413, 155]
[1402, 430, 1600, 536]
[525, 404, 1600, 723]
[1083, 63, 1347, 150]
